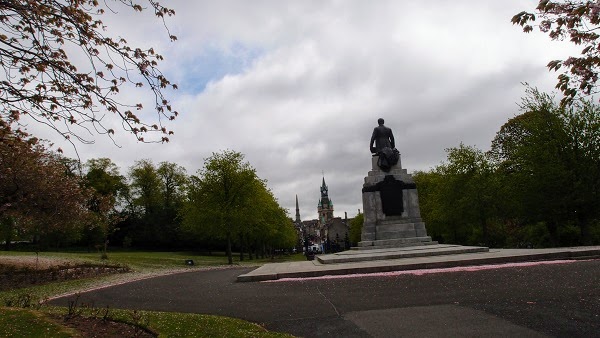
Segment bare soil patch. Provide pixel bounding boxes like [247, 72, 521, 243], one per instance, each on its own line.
[52, 315, 158, 338]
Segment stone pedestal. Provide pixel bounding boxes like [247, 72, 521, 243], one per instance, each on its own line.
[357, 155, 435, 249]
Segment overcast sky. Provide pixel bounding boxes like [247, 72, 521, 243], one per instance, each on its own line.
[36, 0, 578, 221]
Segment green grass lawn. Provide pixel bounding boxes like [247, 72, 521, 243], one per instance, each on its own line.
[0, 250, 302, 337]
[0, 306, 293, 337]
[0, 307, 75, 337]
[0, 249, 306, 271]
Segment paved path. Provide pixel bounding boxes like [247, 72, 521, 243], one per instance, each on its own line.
[50, 259, 600, 337]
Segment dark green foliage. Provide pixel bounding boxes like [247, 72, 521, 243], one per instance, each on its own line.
[80, 158, 128, 252]
[415, 144, 497, 246]
[349, 213, 364, 245]
[124, 159, 188, 249]
[417, 88, 600, 248]
[181, 150, 296, 264]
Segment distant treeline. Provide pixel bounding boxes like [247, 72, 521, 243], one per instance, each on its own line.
[1, 135, 296, 262]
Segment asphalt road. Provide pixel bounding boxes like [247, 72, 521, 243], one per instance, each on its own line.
[50, 260, 600, 337]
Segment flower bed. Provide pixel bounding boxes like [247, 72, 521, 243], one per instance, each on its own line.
[0, 256, 130, 291]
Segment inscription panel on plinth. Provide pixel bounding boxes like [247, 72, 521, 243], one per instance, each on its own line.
[362, 175, 416, 216]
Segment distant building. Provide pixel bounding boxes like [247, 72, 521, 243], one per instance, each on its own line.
[294, 176, 353, 253]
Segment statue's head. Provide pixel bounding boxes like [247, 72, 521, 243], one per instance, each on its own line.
[378, 118, 384, 125]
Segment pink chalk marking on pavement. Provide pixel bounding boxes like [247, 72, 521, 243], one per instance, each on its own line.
[263, 259, 593, 283]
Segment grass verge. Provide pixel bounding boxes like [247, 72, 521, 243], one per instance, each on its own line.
[0, 306, 293, 337]
[0, 307, 75, 337]
[0, 250, 306, 272]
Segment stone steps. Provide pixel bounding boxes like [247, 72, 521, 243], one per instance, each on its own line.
[237, 246, 600, 281]
[377, 217, 422, 225]
[357, 236, 435, 249]
[353, 240, 439, 251]
[318, 244, 489, 264]
[376, 223, 416, 233]
[376, 230, 419, 239]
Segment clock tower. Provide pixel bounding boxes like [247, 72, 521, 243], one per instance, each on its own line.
[317, 176, 334, 224]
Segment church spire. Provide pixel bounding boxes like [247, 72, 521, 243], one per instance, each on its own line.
[320, 176, 328, 197]
[295, 194, 301, 223]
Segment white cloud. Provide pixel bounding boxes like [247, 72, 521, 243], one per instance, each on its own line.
[43, 0, 582, 221]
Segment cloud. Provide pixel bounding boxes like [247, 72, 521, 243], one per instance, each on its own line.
[44, 0, 581, 221]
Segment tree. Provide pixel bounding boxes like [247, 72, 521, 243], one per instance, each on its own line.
[491, 89, 571, 235]
[415, 144, 497, 246]
[182, 150, 292, 264]
[241, 184, 296, 259]
[349, 213, 363, 246]
[0, 1, 178, 145]
[128, 159, 161, 217]
[413, 170, 447, 243]
[127, 159, 162, 246]
[490, 87, 600, 245]
[157, 161, 187, 215]
[415, 87, 600, 247]
[560, 99, 600, 241]
[446, 145, 498, 246]
[186, 151, 259, 264]
[512, 1, 600, 106]
[85, 158, 126, 197]
[82, 158, 127, 253]
[0, 126, 91, 249]
[0, 215, 16, 251]
[156, 161, 187, 246]
[182, 175, 223, 251]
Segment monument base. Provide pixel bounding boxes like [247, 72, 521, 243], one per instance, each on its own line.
[356, 237, 437, 250]
[357, 215, 436, 249]
[358, 155, 435, 250]
[318, 244, 489, 264]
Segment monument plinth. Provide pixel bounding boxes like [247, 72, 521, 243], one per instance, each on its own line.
[357, 155, 436, 249]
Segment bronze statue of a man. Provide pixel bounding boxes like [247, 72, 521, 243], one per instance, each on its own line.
[370, 118, 399, 172]
[370, 118, 395, 153]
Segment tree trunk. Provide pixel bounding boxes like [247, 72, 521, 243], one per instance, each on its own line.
[547, 220, 558, 247]
[453, 226, 458, 244]
[239, 235, 244, 261]
[2, 218, 13, 251]
[480, 210, 488, 246]
[226, 233, 233, 265]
